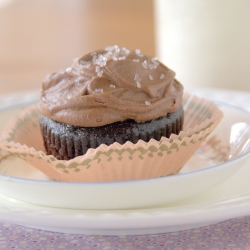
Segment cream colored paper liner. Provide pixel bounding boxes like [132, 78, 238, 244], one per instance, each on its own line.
[0, 93, 223, 182]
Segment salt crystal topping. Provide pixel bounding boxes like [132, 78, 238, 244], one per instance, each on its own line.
[134, 74, 142, 88]
[97, 54, 107, 67]
[95, 88, 103, 93]
[133, 59, 139, 62]
[122, 47, 130, 54]
[75, 76, 85, 85]
[67, 94, 72, 99]
[135, 49, 143, 57]
[142, 60, 148, 68]
[110, 84, 116, 88]
[66, 67, 73, 73]
[149, 75, 153, 80]
[105, 45, 118, 51]
[145, 57, 159, 70]
[160, 74, 166, 79]
[95, 66, 100, 73]
[134, 74, 141, 82]
[97, 70, 103, 77]
[79, 60, 90, 65]
[145, 101, 151, 105]
[106, 51, 112, 56]
[153, 60, 159, 67]
[92, 54, 107, 67]
[113, 56, 118, 61]
[119, 56, 126, 60]
[149, 64, 154, 70]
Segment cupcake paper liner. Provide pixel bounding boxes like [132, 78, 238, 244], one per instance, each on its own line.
[0, 93, 223, 182]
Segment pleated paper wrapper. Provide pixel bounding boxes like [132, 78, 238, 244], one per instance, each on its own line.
[0, 93, 223, 182]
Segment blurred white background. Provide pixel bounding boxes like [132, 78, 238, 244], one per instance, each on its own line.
[154, 0, 250, 91]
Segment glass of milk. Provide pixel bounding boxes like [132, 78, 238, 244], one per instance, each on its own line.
[154, 0, 250, 91]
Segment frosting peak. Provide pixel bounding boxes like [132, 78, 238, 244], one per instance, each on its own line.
[39, 46, 183, 127]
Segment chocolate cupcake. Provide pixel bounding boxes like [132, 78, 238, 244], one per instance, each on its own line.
[39, 45, 184, 160]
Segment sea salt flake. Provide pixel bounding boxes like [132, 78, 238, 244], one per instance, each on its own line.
[95, 66, 100, 72]
[80, 60, 90, 66]
[92, 54, 107, 67]
[97, 70, 103, 77]
[151, 57, 157, 62]
[100, 55, 106, 62]
[135, 49, 141, 55]
[66, 67, 73, 73]
[67, 94, 72, 99]
[134, 74, 141, 82]
[135, 49, 143, 57]
[98, 54, 104, 60]
[112, 56, 118, 61]
[160, 74, 165, 79]
[133, 59, 139, 62]
[105, 45, 118, 51]
[115, 47, 120, 53]
[98, 61, 104, 67]
[106, 51, 112, 56]
[136, 81, 141, 88]
[142, 60, 148, 68]
[149, 64, 155, 70]
[110, 84, 116, 88]
[153, 60, 159, 67]
[122, 47, 130, 54]
[149, 75, 153, 80]
[145, 101, 151, 106]
[95, 88, 103, 93]
[119, 56, 126, 60]
[75, 77, 84, 85]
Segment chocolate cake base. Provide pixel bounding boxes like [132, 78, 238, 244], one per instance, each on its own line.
[40, 106, 184, 160]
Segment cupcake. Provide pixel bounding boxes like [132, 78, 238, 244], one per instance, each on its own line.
[0, 45, 223, 182]
[39, 45, 184, 160]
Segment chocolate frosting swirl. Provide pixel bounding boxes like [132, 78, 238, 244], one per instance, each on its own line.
[39, 46, 183, 127]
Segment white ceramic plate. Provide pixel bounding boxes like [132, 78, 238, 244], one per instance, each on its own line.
[0, 88, 249, 234]
[0, 93, 250, 210]
[0, 160, 249, 235]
